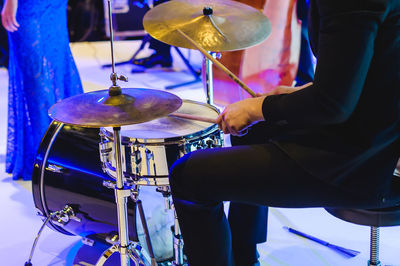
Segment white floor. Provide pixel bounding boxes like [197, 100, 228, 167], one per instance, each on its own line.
[0, 40, 399, 266]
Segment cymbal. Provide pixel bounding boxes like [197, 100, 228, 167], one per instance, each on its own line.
[143, 0, 271, 52]
[48, 88, 182, 127]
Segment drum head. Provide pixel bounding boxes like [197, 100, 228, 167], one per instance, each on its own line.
[103, 100, 219, 140]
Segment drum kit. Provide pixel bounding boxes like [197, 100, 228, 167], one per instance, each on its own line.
[26, 0, 271, 265]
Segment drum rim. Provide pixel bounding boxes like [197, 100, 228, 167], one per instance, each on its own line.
[100, 99, 221, 144]
[32, 121, 73, 235]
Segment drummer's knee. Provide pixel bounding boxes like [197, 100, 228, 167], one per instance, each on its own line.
[169, 153, 191, 195]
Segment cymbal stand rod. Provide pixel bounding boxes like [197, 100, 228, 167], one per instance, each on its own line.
[159, 186, 185, 265]
[172, 205, 185, 265]
[107, 0, 117, 85]
[114, 127, 131, 266]
[137, 200, 157, 266]
[205, 54, 214, 105]
[176, 29, 257, 98]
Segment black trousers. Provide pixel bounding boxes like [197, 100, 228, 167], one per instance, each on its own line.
[169, 123, 377, 266]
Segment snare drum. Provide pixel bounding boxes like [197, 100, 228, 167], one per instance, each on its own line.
[99, 100, 223, 186]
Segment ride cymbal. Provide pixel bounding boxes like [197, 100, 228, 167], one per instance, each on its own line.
[143, 0, 271, 52]
[49, 88, 182, 127]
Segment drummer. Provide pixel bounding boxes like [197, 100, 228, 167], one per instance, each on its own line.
[169, 0, 400, 265]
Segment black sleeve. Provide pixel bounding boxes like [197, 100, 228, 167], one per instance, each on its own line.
[262, 0, 388, 127]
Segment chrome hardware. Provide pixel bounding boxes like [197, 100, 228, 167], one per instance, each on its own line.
[103, 180, 116, 189]
[132, 145, 142, 176]
[52, 205, 81, 226]
[35, 208, 45, 218]
[46, 164, 65, 173]
[82, 237, 95, 247]
[110, 73, 128, 83]
[117, 74, 128, 82]
[145, 148, 156, 176]
[130, 185, 140, 201]
[110, 0, 129, 14]
[99, 140, 113, 164]
[105, 233, 119, 245]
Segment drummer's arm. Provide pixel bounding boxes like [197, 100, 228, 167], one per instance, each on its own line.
[217, 96, 266, 136]
[217, 82, 312, 136]
[257, 82, 313, 97]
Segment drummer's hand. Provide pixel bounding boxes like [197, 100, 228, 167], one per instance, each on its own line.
[217, 96, 266, 136]
[1, 0, 19, 32]
[256, 82, 313, 97]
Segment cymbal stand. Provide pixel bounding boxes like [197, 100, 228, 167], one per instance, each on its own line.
[157, 186, 186, 265]
[96, 127, 151, 266]
[204, 53, 218, 106]
[101, 34, 152, 68]
[164, 46, 202, 90]
[96, 1, 155, 265]
[176, 28, 257, 99]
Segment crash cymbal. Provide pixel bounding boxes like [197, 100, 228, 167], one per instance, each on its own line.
[143, 0, 271, 52]
[49, 88, 182, 127]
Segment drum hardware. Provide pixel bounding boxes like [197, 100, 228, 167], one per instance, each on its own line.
[204, 52, 219, 105]
[96, 242, 150, 266]
[145, 149, 157, 176]
[133, 145, 143, 176]
[96, 178, 157, 266]
[164, 46, 202, 90]
[105, 233, 120, 245]
[52, 205, 82, 226]
[82, 237, 96, 247]
[154, 185, 185, 265]
[103, 180, 117, 189]
[45, 164, 66, 174]
[39, 122, 64, 220]
[25, 205, 80, 266]
[176, 29, 257, 97]
[25, 211, 58, 266]
[95, 127, 155, 266]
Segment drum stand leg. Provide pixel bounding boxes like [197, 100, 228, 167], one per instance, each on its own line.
[158, 186, 186, 266]
[96, 242, 149, 266]
[172, 206, 185, 266]
[96, 127, 152, 266]
[132, 190, 158, 266]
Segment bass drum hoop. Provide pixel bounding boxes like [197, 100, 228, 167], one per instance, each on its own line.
[32, 121, 73, 235]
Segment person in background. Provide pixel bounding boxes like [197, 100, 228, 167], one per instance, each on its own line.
[133, 0, 172, 69]
[1, 0, 83, 180]
[0, 0, 7, 68]
[133, 35, 172, 68]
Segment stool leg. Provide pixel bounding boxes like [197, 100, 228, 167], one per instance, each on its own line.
[368, 226, 381, 266]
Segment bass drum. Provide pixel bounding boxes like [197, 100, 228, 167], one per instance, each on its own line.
[31, 121, 174, 261]
[32, 121, 139, 240]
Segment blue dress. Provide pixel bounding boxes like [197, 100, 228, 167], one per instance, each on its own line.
[6, 0, 83, 180]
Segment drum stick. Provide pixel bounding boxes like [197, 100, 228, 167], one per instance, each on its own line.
[176, 29, 257, 98]
[169, 112, 217, 124]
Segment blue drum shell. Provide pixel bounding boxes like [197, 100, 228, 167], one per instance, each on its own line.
[32, 121, 139, 241]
